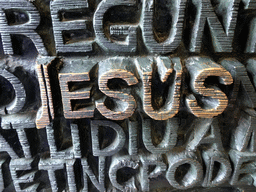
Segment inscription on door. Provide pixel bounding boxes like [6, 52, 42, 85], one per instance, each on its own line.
[0, 0, 256, 191]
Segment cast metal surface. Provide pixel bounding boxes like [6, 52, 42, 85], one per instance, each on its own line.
[0, 0, 256, 191]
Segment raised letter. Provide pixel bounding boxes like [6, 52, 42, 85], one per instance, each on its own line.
[136, 57, 182, 120]
[128, 119, 138, 155]
[36, 57, 55, 129]
[186, 118, 224, 151]
[141, 0, 187, 54]
[39, 158, 66, 192]
[229, 149, 256, 186]
[94, 0, 138, 52]
[166, 150, 203, 189]
[45, 124, 81, 159]
[202, 149, 232, 187]
[222, 58, 256, 109]
[50, 0, 93, 54]
[59, 73, 94, 119]
[231, 111, 256, 152]
[0, 69, 26, 115]
[139, 154, 167, 191]
[188, 0, 239, 52]
[109, 155, 139, 191]
[0, 134, 19, 159]
[185, 57, 233, 118]
[91, 120, 126, 156]
[243, 1, 256, 52]
[97, 57, 138, 120]
[11, 158, 40, 191]
[81, 157, 105, 192]
[0, 0, 47, 55]
[142, 118, 178, 154]
[0, 155, 11, 191]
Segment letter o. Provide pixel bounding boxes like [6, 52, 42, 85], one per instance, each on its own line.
[166, 158, 203, 189]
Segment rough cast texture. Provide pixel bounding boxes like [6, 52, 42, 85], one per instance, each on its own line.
[0, 0, 256, 191]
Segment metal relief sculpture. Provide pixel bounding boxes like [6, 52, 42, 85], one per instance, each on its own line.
[0, 0, 256, 191]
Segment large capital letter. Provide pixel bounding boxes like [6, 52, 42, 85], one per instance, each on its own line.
[94, 0, 138, 52]
[97, 57, 138, 120]
[185, 57, 233, 118]
[166, 150, 203, 189]
[229, 150, 256, 186]
[50, 0, 94, 54]
[109, 155, 139, 191]
[11, 158, 40, 191]
[139, 154, 167, 191]
[186, 118, 224, 151]
[91, 120, 126, 156]
[202, 149, 232, 187]
[188, 0, 239, 52]
[59, 73, 94, 119]
[136, 57, 182, 120]
[0, 0, 47, 55]
[141, 0, 187, 54]
[142, 118, 178, 154]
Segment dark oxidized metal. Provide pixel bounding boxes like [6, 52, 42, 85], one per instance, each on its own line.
[0, 0, 256, 191]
